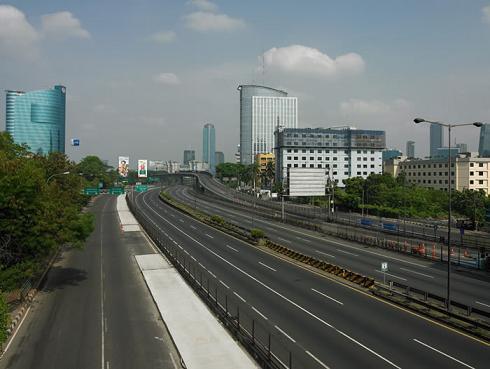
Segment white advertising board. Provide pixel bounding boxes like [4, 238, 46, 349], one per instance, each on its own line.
[288, 168, 326, 197]
[118, 156, 129, 177]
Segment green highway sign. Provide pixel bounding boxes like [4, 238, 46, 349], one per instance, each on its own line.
[109, 187, 125, 195]
[83, 187, 100, 195]
[135, 184, 148, 192]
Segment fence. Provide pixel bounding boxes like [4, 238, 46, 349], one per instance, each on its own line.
[127, 194, 326, 369]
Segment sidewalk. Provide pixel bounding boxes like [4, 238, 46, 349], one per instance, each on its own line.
[117, 195, 259, 369]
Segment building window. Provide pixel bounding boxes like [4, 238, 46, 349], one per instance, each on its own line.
[470, 163, 474, 167]
[287, 156, 292, 160]
[294, 149, 298, 153]
[302, 156, 306, 160]
[479, 171, 484, 176]
[302, 149, 306, 153]
[287, 164, 291, 168]
[287, 149, 292, 153]
[317, 164, 322, 168]
[357, 164, 361, 168]
[479, 180, 484, 184]
[310, 157, 314, 160]
[470, 171, 474, 176]
[302, 164, 306, 168]
[363, 172, 367, 175]
[479, 163, 484, 167]
[344, 171, 349, 175]
[357, 171, 361, 175]
[333, 171, 338, 175]
[371, 164, 375, 168]
[470, 180, 474, 184]
[333, 164, 338, 168]
[310, 149, 314, 153]
[294, 156, 298, 160]
[294, 164, 298, 168]
[310, 164, 314, 168]
[371, 158, 374, 161]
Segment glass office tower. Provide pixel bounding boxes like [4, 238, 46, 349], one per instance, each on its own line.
[430, 123, 443, 158]
[203, 123, 216, 174]
[479, 123, 490, 158]
[238, 85, 297, 165]
[183, 150, 196, 165]
[6, 85, 66, 154]
[406, 140, 415, 158]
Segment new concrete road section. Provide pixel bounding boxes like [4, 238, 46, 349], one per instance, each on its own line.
[135, 188, 490, 369]
[169, 185, 490, 313]
[0, 195, 180, 369]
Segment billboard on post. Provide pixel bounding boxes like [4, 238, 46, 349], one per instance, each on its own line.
[138, 160, 148, 178]
[288, 168, 326, 197]
[118, 156, 129, 177]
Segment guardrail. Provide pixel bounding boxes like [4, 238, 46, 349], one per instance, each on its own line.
[127, 194, 327, 369]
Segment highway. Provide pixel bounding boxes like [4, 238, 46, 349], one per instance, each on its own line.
[192, 172, 490, 249]
[168, 184, 490, 313]
[134, 188, 490, 369]
[0, 195, 179, 369]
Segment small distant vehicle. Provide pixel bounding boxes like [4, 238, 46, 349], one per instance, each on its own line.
[456, 219, 476, 231]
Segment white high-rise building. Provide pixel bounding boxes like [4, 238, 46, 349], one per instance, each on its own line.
[238, 85, 298, 164]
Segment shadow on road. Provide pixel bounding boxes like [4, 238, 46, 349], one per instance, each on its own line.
[40, 266, 88, 292]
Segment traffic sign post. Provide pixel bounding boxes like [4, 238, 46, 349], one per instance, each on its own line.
[381, 262, 388, 285]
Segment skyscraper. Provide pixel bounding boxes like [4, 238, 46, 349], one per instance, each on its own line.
[406, 140, 415, 158]
[215, 151, 225, 166]
[6, 85, 66, 154]
[183, 150, 196, 165]
[430, 123, 443, 158]
[238, 85, 298, 165]
[479, 123, 490, 157]
[202, 123, 216, 174]
[456, 143, 468, 153]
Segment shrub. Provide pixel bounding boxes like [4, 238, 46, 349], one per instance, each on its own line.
[0, 293, 9, 345]
[250, 228, 265, 239]
[210, 215, 225, 225]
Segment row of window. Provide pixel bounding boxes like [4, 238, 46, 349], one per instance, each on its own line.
[407, 171, 454, 177]
[285, 149, 378, 155]
[470, 171, 486, 176]
[408, 179, 454, 184]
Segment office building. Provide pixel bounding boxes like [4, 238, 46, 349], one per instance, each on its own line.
[189, 160, 210, 172]
[256, 152, 275, 174]
[275, 127, 385, 187]
[6, 85, 66, 154]
[215, 151, 225, 166]
[238, 85, 297, 165]
[434, 147, 460, 159]
[430, 123, 443, 158]
[389, 153, 490, 193]
[382, 149, 403, 161]
[234, 144, 240, 163]
[183, 150, 196, 165]
[406, 141, 415, 158]
[479, 123, 490, 158]
[202, 123, 216, 174]
[456, 143, 468, 153]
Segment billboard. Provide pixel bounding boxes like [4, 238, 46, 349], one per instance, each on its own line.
[118, 156, 129, 177]
[288, 168, 326, 197]
[70, 138, 80, 146]
[138, 159, 148, 178]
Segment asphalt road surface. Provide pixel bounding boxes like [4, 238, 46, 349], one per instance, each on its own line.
[134, 188, 490, 369]
[0, 195, 180, 369]
[169, 184, 490, 313]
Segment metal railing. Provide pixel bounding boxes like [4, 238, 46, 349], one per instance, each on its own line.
[127, 194, 325, 369]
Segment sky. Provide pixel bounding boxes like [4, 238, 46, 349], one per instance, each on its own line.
[1, 0, 490, 166]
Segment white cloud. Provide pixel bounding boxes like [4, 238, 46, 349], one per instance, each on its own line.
[189, 0, 218, 12]
[483, 5, 490, 24]
[262, 45, 365, 77]
[340, 98, 411, 115]
[41, 11, 90, 39]
[0, 5, 39, 60]
[154, 72, 180, 85]
[184, 11, 245, 32]
[151, 30, 176, 43]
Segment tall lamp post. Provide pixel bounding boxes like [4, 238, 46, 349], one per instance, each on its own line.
[46, 171, 70, 183]
[413, 118, 482, 310]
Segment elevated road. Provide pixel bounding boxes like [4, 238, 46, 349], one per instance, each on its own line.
[134, 188, 490, 369]
[169, 185, 490, 313]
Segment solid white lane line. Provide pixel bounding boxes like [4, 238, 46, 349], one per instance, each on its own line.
[336, 248, 359, 257]
[205, 234, 214, 239]
[141, 192, 401, 369]
[311, 288, 344, 306]
[275, 325, 296, 343]
[0, 306, 31, 357]
[190, 256, 197, 262]
[374, 270, 407, 281]
[226, 244, 239, 252]
[399, 267, 434, 279]
[252, 306, 268, 320]
[278, 237, 291, 243]
[190, 225, 197, 230]
[233, 291, 246, 303]
[219, 280, 230, 289]
[259, 261, 277, 272]
[170, 214, 175, 217]
[315, 250, 336, 258]
[179, 219, 184, 223]
[296, 236, 311, 243]
[475, 301, 490, 308]
[305, 350, 331, 369]
[413, 339, 475, 369]
[208, 271, 217, 278]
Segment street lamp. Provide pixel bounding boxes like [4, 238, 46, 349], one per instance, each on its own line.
[413, 118, 482, 310]
[46, 171, 70, 183]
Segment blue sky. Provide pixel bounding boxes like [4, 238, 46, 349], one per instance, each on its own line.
[1, 0, 490, 164]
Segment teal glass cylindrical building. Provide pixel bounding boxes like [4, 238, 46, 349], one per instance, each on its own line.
[5, 85, 66, 154]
